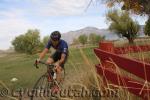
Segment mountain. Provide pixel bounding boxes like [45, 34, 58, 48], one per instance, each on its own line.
[61, 26, 119, 44]
[0, 47, 14, 54]
[0, 50, 5, 53]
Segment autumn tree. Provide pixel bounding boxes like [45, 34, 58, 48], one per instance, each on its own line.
[107, 10, 140, 44]
[104, 0, 150, 16]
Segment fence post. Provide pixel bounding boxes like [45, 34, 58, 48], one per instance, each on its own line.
[99, 41, 116, 70]
[98, 41, 118, 89]
[99, 41, 114, 53]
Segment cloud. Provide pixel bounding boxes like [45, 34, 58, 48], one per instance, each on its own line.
[0, 0, 104, 49]
[27, 0, 91, 16]
[0, 8, 37, 49]
[1, 0, 91, 16]
[0, 0, 92, 38]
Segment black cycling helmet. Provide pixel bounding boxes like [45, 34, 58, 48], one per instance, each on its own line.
[50, 31, 61, 41]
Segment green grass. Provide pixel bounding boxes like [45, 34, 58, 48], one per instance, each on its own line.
[1, 43, 147, 100]
[0, 46, 99, 90]
[0, 53, 45, 89]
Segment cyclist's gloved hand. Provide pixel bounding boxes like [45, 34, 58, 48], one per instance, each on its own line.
[35, 58, 41, 64]
[54, 63, 60, 70]
[54, 63, 59, 67]
[34, 58, 41, 69]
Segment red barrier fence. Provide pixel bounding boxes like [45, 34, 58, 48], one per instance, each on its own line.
[96, 64, 150, 99]
[94, 48, 150, 82]
[94, 41, 150, 99]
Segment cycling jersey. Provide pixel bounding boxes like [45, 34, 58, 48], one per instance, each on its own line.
[45, 39, 68, 55]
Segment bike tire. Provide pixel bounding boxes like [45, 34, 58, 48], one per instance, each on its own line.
[30, 73, 53, 100]
[30, 69, 66, 100]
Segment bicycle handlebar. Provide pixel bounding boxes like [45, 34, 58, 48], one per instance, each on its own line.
[34, 60, 55, 69]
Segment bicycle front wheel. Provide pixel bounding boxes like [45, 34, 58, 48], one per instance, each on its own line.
[30, 73, 54, 100]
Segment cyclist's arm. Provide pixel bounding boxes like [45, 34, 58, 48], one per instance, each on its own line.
[57, 41, 68, 65]
[38, 40, 51, 60]
[38, 48, 49, 60]
[58, 53, 66, 65]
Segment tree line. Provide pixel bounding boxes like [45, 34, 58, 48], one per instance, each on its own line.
[12, 29, 49, 54]
[12, 30, 104, 54]
[72, 33, 105, 45]
[101, 0, 150, 44]
[12, 0, 150, 54]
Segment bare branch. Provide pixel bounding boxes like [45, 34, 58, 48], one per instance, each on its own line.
[84, 0, 93, 12]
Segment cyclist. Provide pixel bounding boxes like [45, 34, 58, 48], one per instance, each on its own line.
[36, 31, 68, 84]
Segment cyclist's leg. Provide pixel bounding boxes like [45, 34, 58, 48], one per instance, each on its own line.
[55, 64, 63, 83]
[46, 57, 54, 72]
[51, 51, 66, 83]
[56, 57, 67, 83]
[46, 57, 54, 64]
[47, 51, 60, 79]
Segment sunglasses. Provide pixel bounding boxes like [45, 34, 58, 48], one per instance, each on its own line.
[50, 38, 59, 45]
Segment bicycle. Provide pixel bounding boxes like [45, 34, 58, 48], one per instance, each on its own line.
[30, 60, 65, 100]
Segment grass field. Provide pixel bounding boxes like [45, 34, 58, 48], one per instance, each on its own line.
[0, 45, 100, 100]
[114, 37, 150, 47]
[0, 40, 149, 100]
[114, 37, 150, 63]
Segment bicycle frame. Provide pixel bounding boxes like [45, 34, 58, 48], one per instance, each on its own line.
[34, 60, 56, 82]
[31, 60, 65, 100]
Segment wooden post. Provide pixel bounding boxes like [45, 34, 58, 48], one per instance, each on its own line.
[99, 41, 114, 53]
[98, 41, 116, 88]
[99, 41, 116, 71]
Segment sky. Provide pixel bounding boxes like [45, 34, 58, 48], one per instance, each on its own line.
[0, 0, 148, 50]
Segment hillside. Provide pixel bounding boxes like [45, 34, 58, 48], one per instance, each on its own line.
[61, 26, 145, 44]
[61, 26, 119, 44]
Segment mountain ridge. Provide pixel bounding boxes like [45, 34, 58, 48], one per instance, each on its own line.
[62, 26, 118, 44]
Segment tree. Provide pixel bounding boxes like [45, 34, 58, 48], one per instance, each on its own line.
[12, 29, 41, 54]
[43, 36, 50, 45]
[106, 10, 140, 44]
[103, 0, 150, 16]
[37, 35, 50, 52]
[89, 33, 96, 44]
[95, 35, 105, 43]
[78, 34, 88, 45]
[72, 38, 79, 45]
[24, 29, 41, 54]
[12, 35, 25, 53]
[144, 18, 150, 36]
[89, 33, 105, 44]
